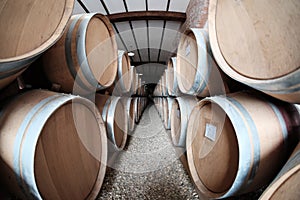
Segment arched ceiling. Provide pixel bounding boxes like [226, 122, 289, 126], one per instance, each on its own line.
[72, 0, 190, 83]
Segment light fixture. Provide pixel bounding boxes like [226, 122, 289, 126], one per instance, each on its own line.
[128, 52, 135, 57]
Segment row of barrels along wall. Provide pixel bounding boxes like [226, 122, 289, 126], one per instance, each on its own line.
[153, 0, 300, 199]
[0, 1, 149, 199]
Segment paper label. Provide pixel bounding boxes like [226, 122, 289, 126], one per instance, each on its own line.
[185, 43, 191, 56]
[205, 123, 217, 141]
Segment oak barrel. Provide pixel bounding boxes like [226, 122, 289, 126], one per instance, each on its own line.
[95, 94, 128, 151]
[176, 28, 228, 97]
[208, 0, 300, 103]
[259, 142, 300, 199]
[0, 0, 74, 90]
[158, 97, 164, 120]
[121, 97, 136, 133]
[0, 89, 107, 200]
[133, 97, 140, 123]
[108, 50, 132, 95]
[136, 76, 142, 96]
[153, 80, 162, 97]
[167, 57, 181, 96]
[43, 13, 118, 95]
[154, 97, 163, 118]
[161, 71, 168, 97]
[171, 96, 198, 147]
[186, 92, 300, 199]
[163, 97, 175, 130]
[130, 66, 137, 95]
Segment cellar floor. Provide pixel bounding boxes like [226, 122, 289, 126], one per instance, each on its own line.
[96, 102, 264, 200]
[97, 103, 199, 199]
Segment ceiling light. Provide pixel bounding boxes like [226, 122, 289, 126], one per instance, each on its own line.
[128, 52, 135, 57]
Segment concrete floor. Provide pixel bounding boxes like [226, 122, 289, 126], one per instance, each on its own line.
[97, 103, 264, 199]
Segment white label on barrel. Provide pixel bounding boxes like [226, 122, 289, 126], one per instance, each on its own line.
[205, 123, 216, 141]
[185, 43, 191, 56]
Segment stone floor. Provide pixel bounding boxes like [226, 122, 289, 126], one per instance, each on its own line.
[96, 102, 264, 200]
[97, 103, 200, 199]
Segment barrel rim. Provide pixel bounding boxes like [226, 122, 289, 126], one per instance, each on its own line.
[165, 97, 175, 130]
[134, 97, 140, 123]
[0, 0, 74, 64]
[259, 164, 300, 199]
[259, 143, 300, 199]
[128, 97, 136, 132]
[186, 96, 260, 198]
[106, 96, 128, 151]
[171, 96, 197, 147]
[177, 28, 210, 95]
[208, 0, 300, 93]
[8, 89, 107, 199]
[116, 50, 132, 93]
[76, 12, 118, 89]
[130, 66, 137, 95]
[167, 57, 181, 96]
[170, 98, 181, 146]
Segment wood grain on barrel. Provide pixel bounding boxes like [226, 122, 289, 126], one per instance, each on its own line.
[0, 0, 74, 90]
[259, 143, 300, 199]
[42, 13, 117, 94]
[186, 92, 299, 198]
[209, 0, 300, 103]
[191, 103, 238, 193]
[0, 90, 107, 199]
[215, 0, 300, 79]
[177, 28, 228, 97]
[95, 95, 128, 151]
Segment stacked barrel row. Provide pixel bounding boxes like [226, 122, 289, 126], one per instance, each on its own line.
[155, 0, 300, 199]
[0, 1, 148, 199]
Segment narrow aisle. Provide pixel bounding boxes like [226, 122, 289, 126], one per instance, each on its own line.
[97, 102, 199, 199]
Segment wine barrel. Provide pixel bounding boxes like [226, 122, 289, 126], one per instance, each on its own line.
[158, 97, 164, 120]
[108, 50, 132, 95]
[259, 142, 300, 199]
[137, 97, 143, 121]
[171, 96, 198, 147]
[95, 94, 128, 151]
[154, 97, 162, 118]
[176, 28, 228, 97]
[163, 97, 175, 130]
[133, 73, 139, 95]
[121, 97, 136, 133]
[42, 13, 118, 95]
[153, 79, 163, 97]
[136, 76, 142, 96]
[0, 0, 74, 90]
[161, 98, 167, 124]
[186, 92, 300, 199]
[133, 97, 140, 123]
[129, 66, 137, 95]
[161, 71, 168, 97]
[167, 57, 181, 97]
[208, 0, 300, 103]
[129, 97, 137, 132]
[0, 90, 107, 200]
[133, 97, 148, 123]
